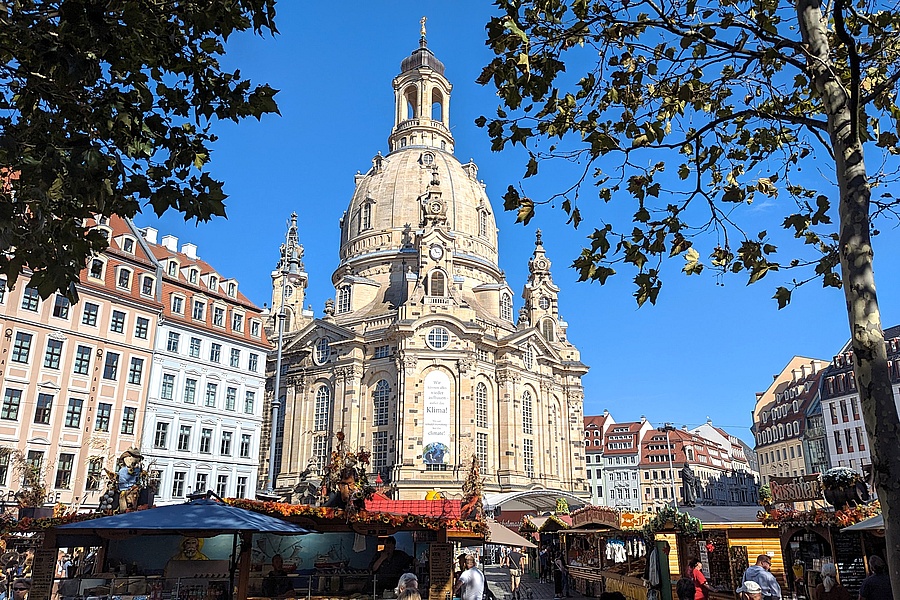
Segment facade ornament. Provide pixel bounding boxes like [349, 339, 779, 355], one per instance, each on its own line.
[324, 298, 335, 317]
[420, 16, 427, 39]
[457, 358, 474, 374]
[517, 306, 530, 328]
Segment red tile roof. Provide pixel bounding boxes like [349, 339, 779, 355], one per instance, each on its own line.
[365, 492, 462, 518]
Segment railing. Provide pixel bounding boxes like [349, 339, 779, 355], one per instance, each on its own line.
[395, 118, 450, 134]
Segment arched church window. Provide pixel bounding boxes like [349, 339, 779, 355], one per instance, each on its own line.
[373, 380, 391, 426]
[405, 86, 418, 120]
[360, 203, 372, 233]
[441, 141, 446, 150]
[542, 319, 555, 343]
[429, 271, 445, 297]
[314, 386, 331, 431]
[337, 286, 351, 314]
[479, 211, 488, 238]
[476, 382, 488, 428]
[314, 338, 330, 365]
[500, 294, 513, 321]
[431, 89, 443, 122]
[522, 390, 534, 435]
[400, 138, 407, 148]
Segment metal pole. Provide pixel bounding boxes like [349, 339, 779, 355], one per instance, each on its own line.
[267, 268, 288, 493]
[666, 427, 677, 509]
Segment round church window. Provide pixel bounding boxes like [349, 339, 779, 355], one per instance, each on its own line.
[422, 152, 434, 166]
[426, 326, 450, 350]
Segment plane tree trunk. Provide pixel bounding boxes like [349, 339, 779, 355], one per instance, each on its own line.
[798, 0, 900, 589]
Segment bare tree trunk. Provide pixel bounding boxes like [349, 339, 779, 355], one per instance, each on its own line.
[798, 0, 900, 590]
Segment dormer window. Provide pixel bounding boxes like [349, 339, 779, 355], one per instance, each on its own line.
[209, 275, 218, 291]
[337, 286, 351, 314]
[479, 210, 488, 238]
[500, 294, 513, 321]
[232, 312, 244, 332]
[98, 216, 109, 226]
[167, 261, 178, 276]
[359, 203, 372, 233]
[189, 268, 198, 284]
[250, 320, 261, 338]
[117, 268, 131, 290]
[141, 275, 154, 296]
[227, 282, 236, 298]
[122, 238, 135, 254]
[89, 259, 105, 279]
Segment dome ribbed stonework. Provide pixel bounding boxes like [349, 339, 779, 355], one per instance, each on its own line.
[338, 148, 498, 270]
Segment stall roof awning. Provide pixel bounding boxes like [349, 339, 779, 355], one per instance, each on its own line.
[681, 505, 768, 525]
[842, 514, 883, 532]
[521, 514, 571, 533]
[487, 520, 536, 548]
[484, 490, 587, 512]
[54, 497, 314, 538]
[364, 493, 461, 518]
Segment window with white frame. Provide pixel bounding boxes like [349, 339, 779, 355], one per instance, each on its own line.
[523, 439, 534, 478]
[475, 382, 488, 428]
[315, 338, 330, 364]
[500, 294, 513, 321]
[337, 286, 350, 314]
[372, 431, 388, 469]
[524, 345, 535, 370]
[477, 432, 488, 472]
[312, 436, 329, 470]
[373, 380, 390, 426]
[522, 390, 534, 435]
[117, 268, 131, 289]
[314, 387, 330, 431]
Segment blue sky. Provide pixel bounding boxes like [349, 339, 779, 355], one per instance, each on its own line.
[141, 2, 900, 446]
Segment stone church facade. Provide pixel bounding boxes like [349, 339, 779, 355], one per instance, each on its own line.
[262, 36, 589, 500]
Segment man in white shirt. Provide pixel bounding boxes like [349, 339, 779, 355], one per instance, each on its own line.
[453, 554, 485, 600]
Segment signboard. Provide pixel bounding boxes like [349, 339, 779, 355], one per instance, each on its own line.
[423, 370, 451, 466]
[429, 542, 453, 600]
[770, 475, 823, 503]
[572, 506, 619, 529]
[29, 549, 57, 600]
[620, 511, 654, 530]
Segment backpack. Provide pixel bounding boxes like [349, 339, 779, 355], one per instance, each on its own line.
[676, 576, 695, 600]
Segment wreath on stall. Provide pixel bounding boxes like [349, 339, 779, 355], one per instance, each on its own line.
[643, 505, 703, 540]
[758, 484, 774, 507]
[320, 431, 376, 516]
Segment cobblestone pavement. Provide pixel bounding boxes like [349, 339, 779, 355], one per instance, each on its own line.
[483, 565, 589, 600]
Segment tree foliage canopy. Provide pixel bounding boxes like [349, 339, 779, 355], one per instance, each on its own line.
[478, 0, 900, 307]
[0, 0, 279, 299]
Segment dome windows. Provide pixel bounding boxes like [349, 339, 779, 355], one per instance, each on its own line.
[426, 326, 450, 350]
[359, 203, 372, 233]
[422, 152, 434, 166]
[500, 294, 513, 322]
[337, 286, 351, 314]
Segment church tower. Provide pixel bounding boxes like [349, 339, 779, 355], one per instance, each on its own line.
[269, 213, 310, 335]
[264, 29, 589, 503]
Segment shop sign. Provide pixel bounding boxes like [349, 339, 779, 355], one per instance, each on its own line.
[423, 370, 451, 466]
[429, 542, 454, 600]
[30, 549, 56, 600]
[619, 511, 654, 530]
[573, 506, 618, 529]
[770, 474, 823, 503]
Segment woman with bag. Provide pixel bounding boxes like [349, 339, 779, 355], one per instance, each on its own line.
[688, 559, 712, 600]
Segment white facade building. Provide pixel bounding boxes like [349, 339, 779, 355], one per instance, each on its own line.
[139, 231, 270, 504]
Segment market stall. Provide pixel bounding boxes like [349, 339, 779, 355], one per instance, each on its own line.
[561, 506, 671, 600]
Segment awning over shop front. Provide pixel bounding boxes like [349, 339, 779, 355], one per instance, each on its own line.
[486, 520, 537, 548]
[484, 490, 587, 513]
[842, 514, 883, 532]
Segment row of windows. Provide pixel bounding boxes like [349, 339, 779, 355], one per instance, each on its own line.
[10, 334, 145, 384]
[168, 471, 249, 499]
[164, 261, 240, 300]
[158, 373, 257, 414]
[163, 332, 260, 372]
[169, 296, 260, 337]
[832, 427, 867, 454]
[1, 388, 137, 433]
[87, 260, 156, 297]
[153, 422, 254, 458]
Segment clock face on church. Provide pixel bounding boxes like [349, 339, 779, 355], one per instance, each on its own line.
[429, 245, 444, 260]
[539, 296, 550, 309]
[429, 200, 443, 214]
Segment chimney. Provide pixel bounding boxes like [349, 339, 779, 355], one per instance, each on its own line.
[161, 235, 178, 252]
[801, 364, 810, 378]
[640, 415, 647, 424]
[791, 369, 799, 383]
[141, 227, 158, 244]
[810, 360, 820, 374]
[182, 243, 198, 260]
[603, 409, 610, 417]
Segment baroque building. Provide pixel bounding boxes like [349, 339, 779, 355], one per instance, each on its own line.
[263, 36, 589, 500]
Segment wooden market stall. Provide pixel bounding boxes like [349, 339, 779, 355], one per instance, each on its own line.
[33, 495, 485, 600]
[561, 507, 673, 600]
[759, 504, 881, 600]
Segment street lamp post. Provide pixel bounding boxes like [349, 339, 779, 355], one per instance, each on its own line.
[658, 423, 678, 509]
[267, 214, 303, 494]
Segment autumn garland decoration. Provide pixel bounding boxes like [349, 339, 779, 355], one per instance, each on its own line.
[758, 502, 880, 528]
[226, 498, 489, 534]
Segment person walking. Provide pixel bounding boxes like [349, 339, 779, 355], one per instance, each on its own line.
[453, 554, 485, 600]
[506, 547, 525, 600]
[858, 555, 892, 600]
[742, 555, 782, 600]
[814, 563, 849, 600]
[689, 559, 712, 600]
[539, 547, 550, 583]
[554, 553, 570, 599]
